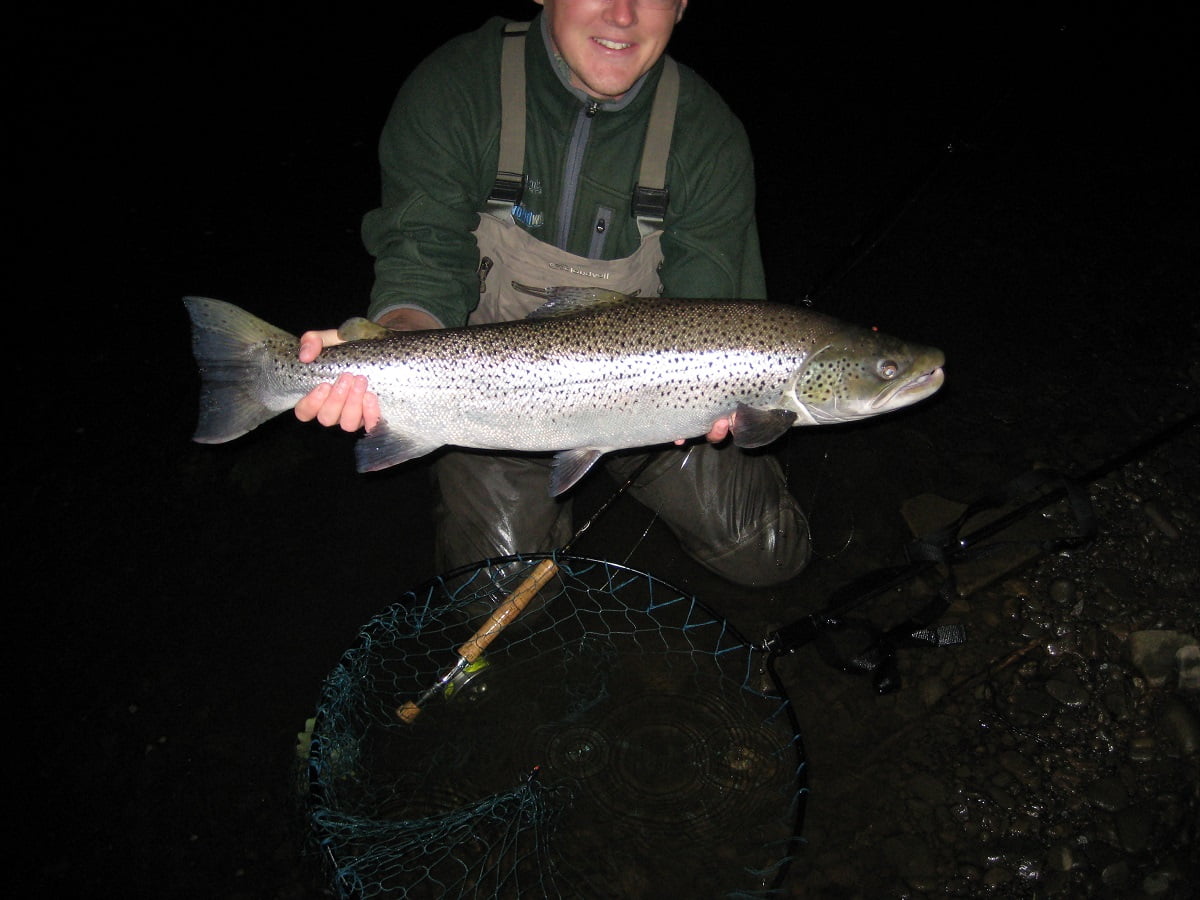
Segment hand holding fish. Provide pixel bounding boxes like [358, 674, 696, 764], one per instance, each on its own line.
[694, 418, 730, 445]
[293, 306, 441, 431]
[294, 332, 378, 432]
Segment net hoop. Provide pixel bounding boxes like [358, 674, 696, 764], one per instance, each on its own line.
[307, 554, 808, 898]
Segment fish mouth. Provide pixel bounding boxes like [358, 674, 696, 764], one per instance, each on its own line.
[871, 366, 945, 410]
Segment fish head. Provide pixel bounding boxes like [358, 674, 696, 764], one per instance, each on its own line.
[784, 325, 945, 424]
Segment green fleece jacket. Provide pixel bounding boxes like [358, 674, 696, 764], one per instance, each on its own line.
[362, 13, 765, 328]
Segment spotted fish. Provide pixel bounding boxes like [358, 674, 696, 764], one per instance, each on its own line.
[184, 287, 945, 495]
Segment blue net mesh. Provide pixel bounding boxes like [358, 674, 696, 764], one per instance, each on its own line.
[305, 555, 806, 898]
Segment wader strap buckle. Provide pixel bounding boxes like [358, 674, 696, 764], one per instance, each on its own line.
[486, 21, 532, 215]
[632, 57, 679, 237]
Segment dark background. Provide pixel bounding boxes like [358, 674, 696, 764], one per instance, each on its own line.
[21, 3, 1196, 897]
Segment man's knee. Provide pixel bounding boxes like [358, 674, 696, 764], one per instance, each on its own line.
[687, 491, 811, 587]
[618, 445, 811, 587]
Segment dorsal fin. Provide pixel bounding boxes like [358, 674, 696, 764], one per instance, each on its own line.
[512, 283, 641, 319]
[336, 316, 392, 342]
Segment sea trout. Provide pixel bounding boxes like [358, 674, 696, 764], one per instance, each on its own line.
[184, 287, 945, 495]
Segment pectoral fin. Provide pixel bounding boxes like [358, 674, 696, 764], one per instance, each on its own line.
[729, 403, 798, 449]
[549, 448, 606, 496]
[354, 421, 441, 472]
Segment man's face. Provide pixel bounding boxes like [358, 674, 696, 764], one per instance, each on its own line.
[536, 0, 688, 101]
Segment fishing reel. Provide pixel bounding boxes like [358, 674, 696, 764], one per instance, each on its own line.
[441, 657, 491, 703]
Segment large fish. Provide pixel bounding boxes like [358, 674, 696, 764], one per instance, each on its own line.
[184, 287, 945, 495]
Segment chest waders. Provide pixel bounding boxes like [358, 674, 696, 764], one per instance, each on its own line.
[432, 21, 810, 588]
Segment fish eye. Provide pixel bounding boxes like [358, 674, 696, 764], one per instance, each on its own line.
[877, 359, 899, 380]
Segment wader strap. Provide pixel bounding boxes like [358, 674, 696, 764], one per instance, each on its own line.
[486, 21, 679, 237]
[488, 21, 531, 213]
[633, 57, 678, 237]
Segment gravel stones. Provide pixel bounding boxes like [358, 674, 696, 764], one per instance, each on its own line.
[785, 427, 1199, 897]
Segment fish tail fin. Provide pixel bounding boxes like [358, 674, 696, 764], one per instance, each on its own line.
[183, 296, 296, 443]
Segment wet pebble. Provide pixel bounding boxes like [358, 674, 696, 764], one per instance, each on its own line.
[1045, 843, 1078, 872]
[1084, 775, 1127, 811]
[1141, 862, 1188, 896]
[882, 833, 934, 884]
[1113, 800, 1156, 853]
[1045, 667, 1091, 707]
[1010, 685, 1057, 720]
[1093, 566, 1137, 601]
[918, 675, 949, 708]
[982, 866, 1011, 888]
[907, 770, 949, 806]
[1100, 857, 1131, 888]
[1141, 499, 1181, 539]
[1156, 695, 1200, 756]
[1048, 577, 1076, 606]
[1176, 643, 1200, 693]
[1129, 630, 1199, 687]
[997, 750, 1040, 788]
[1128, 731, 1159, 762]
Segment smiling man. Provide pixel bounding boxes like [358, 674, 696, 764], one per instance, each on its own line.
[294, 1, 811, 589]
[541, 0, 688, 101]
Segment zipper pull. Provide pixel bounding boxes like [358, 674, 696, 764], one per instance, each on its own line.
[477, 256, 493, 293]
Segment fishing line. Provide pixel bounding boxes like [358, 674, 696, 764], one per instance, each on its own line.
[620, 511, 659, 567]
[796, 436, 856, 562]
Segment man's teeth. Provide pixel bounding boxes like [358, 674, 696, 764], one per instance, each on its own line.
[594, 38, 633, 50]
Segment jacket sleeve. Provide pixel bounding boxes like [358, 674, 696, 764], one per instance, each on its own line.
[361, 28, 502, 327]
[657, 71, 768, 301]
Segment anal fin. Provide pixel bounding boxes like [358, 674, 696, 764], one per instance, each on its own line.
[549, 448, 606, 496]
[354, 421, 441, 472]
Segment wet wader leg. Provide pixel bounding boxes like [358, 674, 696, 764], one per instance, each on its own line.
[605, 444, 811, 588]
[432, 451, 575, 573]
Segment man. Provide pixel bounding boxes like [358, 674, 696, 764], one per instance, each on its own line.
[295, 0, 809, 586]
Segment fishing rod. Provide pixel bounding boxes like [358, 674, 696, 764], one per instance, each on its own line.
[395, 453, 656, 722]
[762, 410, 1199, 692]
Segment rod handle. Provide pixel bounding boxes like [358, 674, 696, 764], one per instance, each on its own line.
[395, 557, 559, 723]
[457, 558, 559, 662]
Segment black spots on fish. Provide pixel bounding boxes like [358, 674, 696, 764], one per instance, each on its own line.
[798, 359, 848, 402]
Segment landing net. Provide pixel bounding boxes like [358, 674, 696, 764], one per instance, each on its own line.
[305, 555, 806, 898]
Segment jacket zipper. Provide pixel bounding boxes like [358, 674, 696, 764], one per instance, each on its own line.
[555, 101, 600, 250]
